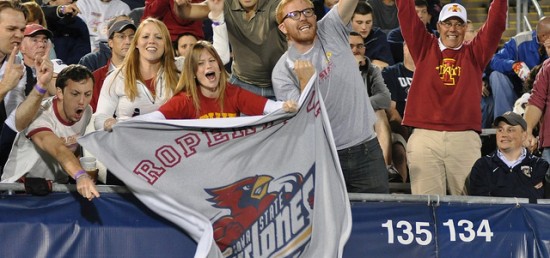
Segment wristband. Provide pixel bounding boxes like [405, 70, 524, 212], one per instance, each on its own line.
[34, 84, 47, 95]
[73, 170, 87, 180]
[212, 21, 225, 26]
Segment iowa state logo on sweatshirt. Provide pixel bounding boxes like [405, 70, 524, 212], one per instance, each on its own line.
[437, 58, 461, 86]
[206, 169, 315, 257]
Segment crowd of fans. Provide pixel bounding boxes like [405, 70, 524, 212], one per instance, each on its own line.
[0, 0, 549, 202]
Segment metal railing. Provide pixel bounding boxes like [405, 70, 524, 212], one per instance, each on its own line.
[517, 0, 544, 33]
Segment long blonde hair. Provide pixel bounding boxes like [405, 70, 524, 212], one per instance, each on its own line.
[120, 18, 178, 101]
[177, 41, 228, 116]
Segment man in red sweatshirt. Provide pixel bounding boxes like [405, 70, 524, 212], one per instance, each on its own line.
[396, 0, 507, 195]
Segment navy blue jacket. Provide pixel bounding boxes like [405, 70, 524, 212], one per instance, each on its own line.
[469, 150, 549, 201]
[365, 27, 394, 66]
[79, 42, 111, 73]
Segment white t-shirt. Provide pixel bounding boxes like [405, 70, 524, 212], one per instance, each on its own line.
[77, 0, 131, 52]
[1, 97, 92, 183]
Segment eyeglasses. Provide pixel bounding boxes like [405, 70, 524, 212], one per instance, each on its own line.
[282, 8, 315, 22]
[350, 43, 365, 49]
[439, 21, 465, 29]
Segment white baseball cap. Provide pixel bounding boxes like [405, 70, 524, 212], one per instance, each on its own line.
[438, 3, 467, 24]
[51, 59, 68, 74]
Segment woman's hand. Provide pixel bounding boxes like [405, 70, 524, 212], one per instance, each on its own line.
[104, 117, 117, 132]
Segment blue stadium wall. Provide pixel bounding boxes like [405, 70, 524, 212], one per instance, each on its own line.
[1, 192, 550, 257]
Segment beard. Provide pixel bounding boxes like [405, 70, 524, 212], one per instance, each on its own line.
[287, 22, 317, 45]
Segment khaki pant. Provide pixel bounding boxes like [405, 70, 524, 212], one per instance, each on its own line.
[407, 129, 481, 195]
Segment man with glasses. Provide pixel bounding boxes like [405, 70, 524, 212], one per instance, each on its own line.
[273, 0, 389, 193]
[489, 16, 550, 121]
[396, 1, 507, 195]
[350, 31, 400, 182]
[90, 17, 136, 111]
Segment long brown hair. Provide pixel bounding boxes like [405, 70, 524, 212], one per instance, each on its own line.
[22, 2, 46, 27]
[119, 18, 178, 101]
[177, 41, 228, 116]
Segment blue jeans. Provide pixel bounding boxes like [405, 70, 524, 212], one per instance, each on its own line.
[337, 138, 389, 193]
[229, 74, 275, 100]
[490, 71, 520, 119]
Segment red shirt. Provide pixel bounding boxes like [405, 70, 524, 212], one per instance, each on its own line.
[397, 0, 507, 132]
[142, 0, 204, 41]
[159, 83, 268, 119]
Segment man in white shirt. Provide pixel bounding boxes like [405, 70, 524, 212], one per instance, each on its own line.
[77, 0, 131, 52]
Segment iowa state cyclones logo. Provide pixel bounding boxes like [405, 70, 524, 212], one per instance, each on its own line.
[206, 169, 315, 257]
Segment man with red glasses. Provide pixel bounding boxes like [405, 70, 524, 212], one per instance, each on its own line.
[273, 0, 389, 193]
[396, 1, 507, 195]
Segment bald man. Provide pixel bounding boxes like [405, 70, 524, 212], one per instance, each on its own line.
[490, 16, 550, 120]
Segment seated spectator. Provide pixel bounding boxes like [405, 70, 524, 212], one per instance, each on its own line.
[76, 0, 131, 52]
[469, 111, 549, 201]
[489, 16, 550, 120]
[79, 15, 132, 72]
[1, 64, 100, 201]
[142, 0, 204, 42]
[387, 0, 434, 63]
[174, 32, 198, 57]
[90, 16, 136, 111]
[141, 41, 296, 120]
[351, 1, 394, 69]
[382, 41, 414, 182]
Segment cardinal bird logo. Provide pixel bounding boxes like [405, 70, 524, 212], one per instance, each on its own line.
[206, 173, 310, 256]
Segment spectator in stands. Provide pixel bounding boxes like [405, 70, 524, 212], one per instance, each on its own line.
[349, 31, 399, 181]
[79, 15, 131, 73]
[140, 41, 297, 120]
[174, 32, 198, 57]
[469, 112, 549, 201]
[142, 0, 204, 42]
[490, 17, 550, 121]
[273, 0, 389, 193]
[351, 1, 394, 69]
[94, 18, 178, 131]
[1, 65, 100, 201]
[397, 1, 507, 195]
[387, 0, 434, 63]
[180, 0, 287, 99]
[382, 41, 414, 182]
[368, 0, 399, 34]
[42, 0, 91, 65]
[89, 17, 136, 111]
[0, 2, 29, 174]
[313, 0, 338, 20]
[525, 59, 550, 163]
[77, 0, 131, 52]
[0, 25, 58, 176]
